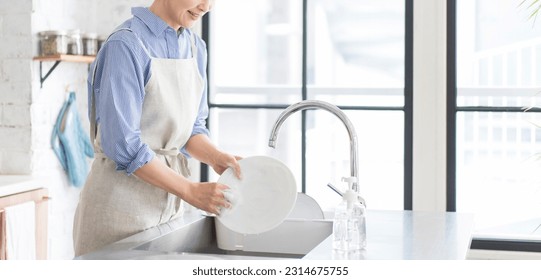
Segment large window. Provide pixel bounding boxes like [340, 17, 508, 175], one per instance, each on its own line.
[455, 0, 541, 247]
[206, 0, 408, 211]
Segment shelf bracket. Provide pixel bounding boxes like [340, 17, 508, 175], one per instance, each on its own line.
[39, 60, 62, 88]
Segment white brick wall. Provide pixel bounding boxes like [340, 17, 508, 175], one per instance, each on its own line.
[0, 151, 33, 174]
[0, 82, 32, 104]
[2, 13, 32, 37]
[0, 36, 33, 59]
[0, 1, 33, 175]
[0, 1, 33, 14]
[3, 104, 32, 126]
[1, 59, 32, 83]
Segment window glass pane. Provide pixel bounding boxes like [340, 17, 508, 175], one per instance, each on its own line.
[457, 0, 541, 87]
[307, 0, 404, 107]
[457, 112, 541, 240]
[208, 109, 302, 191]
[210, 0, 302, 105]
[457, 0, 541, 105]
[305, 110, 404, 211]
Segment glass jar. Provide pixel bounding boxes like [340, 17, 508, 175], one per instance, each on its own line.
[97, 35, 107, 53]
[67, 30, 83, 55]
[82, 33, 98, 56]
[38, 30, 68, 56]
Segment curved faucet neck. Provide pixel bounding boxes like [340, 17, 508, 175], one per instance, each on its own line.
[268, 100, 359, 193]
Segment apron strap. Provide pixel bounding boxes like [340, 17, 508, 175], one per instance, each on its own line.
[90, 60, 98, 146]
[90, 28, 150, 148]
[189, 31, 198, 59]
[155, 148, 191, 177]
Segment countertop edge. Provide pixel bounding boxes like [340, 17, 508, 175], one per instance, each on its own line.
[0, 175, 44, 197]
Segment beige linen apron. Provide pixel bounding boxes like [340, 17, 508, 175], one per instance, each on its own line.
[73, 28, 204, 257]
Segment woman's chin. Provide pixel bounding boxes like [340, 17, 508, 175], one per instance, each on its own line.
[180, 19, 197, 29]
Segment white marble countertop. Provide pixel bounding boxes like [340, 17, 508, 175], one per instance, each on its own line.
[0, 175, 43, 197]
[305, 210, 475, 260]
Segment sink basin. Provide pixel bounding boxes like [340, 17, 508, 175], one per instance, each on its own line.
[133, 216, 332, 259]
[74, 193, 333, 260]
[130, 192, 333, 260]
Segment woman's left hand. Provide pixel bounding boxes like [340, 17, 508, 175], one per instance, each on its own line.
[211, 152, 242, 179]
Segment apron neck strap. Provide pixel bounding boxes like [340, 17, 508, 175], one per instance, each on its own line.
[189, 31, 198, 59]
[90, 28, 146, 147]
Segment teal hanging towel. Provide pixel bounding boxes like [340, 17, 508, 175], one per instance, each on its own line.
[51, 92, 94, 187]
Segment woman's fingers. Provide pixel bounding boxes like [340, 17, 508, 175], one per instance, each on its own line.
[211, 152, 243, 179]
[191, 182, 233, 215]
[230, 158, 242, 179]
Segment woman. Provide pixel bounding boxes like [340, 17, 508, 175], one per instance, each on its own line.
[73, 0, 241, 257]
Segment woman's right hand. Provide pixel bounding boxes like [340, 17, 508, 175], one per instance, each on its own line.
[184, 182, 231, 215]
[133, 159, 231, 215]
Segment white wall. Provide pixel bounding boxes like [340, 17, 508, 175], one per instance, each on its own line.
[412, 0, 447, 212]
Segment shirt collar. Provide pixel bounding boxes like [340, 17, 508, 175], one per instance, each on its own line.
[131, 7, 171, 37]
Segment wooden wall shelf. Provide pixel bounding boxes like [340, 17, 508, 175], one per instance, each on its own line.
[33, 55, 96, 88]
[33, 54, 96, 63]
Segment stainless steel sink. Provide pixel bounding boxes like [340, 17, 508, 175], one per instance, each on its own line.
[75, 193, 333, 260]
[131, 216, 332, 260]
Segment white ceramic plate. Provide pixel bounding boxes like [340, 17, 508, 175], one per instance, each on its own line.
[217, 156, 297, 234]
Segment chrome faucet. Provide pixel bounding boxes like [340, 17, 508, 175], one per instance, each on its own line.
[268, 100, 359, 193]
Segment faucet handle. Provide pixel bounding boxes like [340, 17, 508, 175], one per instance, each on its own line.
[341, 176, 357, 183]
[340, 177, 367, 207]
[327, 182, 367, 207]
[341, 176, 357, 191]
[326, 183, 344, 197]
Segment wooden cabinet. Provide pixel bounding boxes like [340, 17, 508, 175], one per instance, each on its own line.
[0, 188, 49, 260]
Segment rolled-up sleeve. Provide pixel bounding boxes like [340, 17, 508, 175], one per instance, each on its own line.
[190, 81, 210, 138]
[94, 38, 154, 175]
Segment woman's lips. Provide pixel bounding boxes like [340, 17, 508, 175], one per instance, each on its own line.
[188, 10, 200, 18]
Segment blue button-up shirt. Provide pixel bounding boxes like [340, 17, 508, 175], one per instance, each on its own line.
[89, 7, 209, 175]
